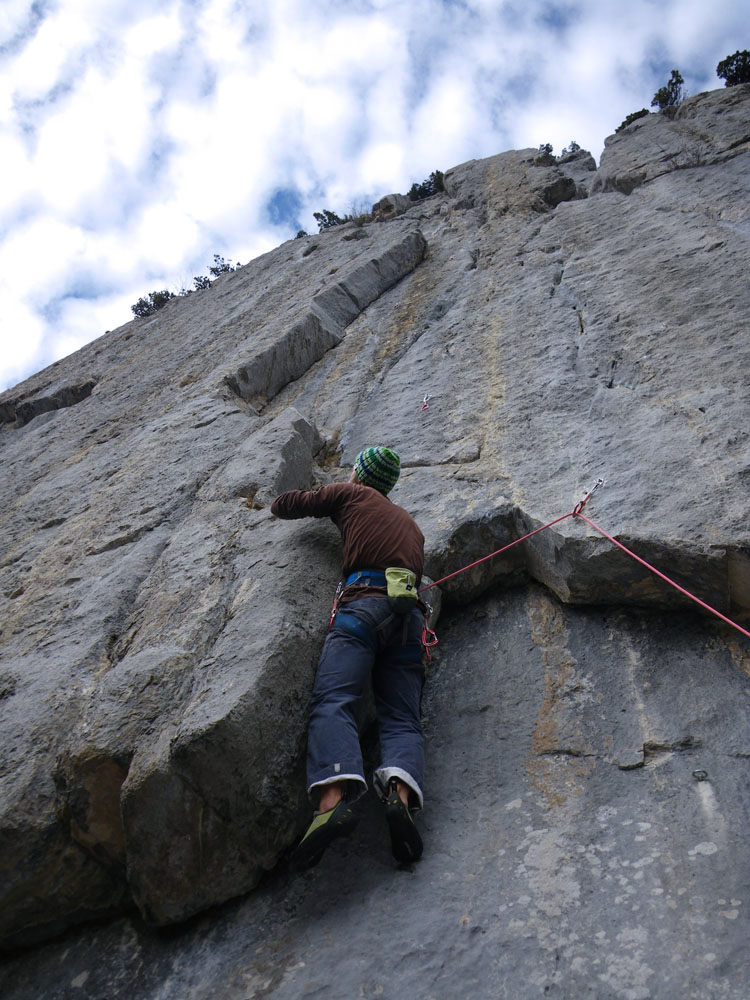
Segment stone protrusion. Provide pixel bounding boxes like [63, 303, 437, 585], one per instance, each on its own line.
[2, 378, 98, 428]
[223, 309, 343, 408]
[371, 193, 411, 220]
[221, 229, 426, 409]
[207, 406, 322, 507]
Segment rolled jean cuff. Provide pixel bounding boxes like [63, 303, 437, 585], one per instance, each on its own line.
[308, 773, 367, 806]
[374, 766, 424, 810]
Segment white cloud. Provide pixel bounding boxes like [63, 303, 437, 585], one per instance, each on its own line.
[46, 294, 131, 357]
[6, 9, 83, 102]
[130, 202, 202, 268]
[0, 0, 38, 38]
[0, 132, 33, 219]
[122, 6, 182, 57]
[0, 216, 88, 302]
[0, 295, 46, 390]
[358, 141, 408, 195]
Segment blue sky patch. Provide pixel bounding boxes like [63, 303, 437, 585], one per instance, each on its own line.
[266, 187, 305, 233]
[535, 2, 581, 35]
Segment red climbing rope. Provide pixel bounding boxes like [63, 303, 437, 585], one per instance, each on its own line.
[418, 509, 575, 592]
[419, 480, 750, 641]
[573, 511, 750, 640]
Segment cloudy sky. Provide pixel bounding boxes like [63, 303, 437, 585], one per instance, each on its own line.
[0, 0, 745, 392]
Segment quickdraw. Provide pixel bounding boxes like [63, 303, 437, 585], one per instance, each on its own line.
[421, 621, 439, 662]
[328, 581, 344, 631]
[420, 597, 439, 661]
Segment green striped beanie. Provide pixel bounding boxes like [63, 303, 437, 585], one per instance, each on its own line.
[354, 447, 400, 494]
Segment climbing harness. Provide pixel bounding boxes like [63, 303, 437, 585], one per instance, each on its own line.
[418, 479, 750, 642]
[328, 570, 438, 657]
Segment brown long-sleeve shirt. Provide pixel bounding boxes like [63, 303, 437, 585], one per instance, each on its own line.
[271, 481, 424, 599]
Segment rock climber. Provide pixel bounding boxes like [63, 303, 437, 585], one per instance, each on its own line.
[271, 446, 427, 870]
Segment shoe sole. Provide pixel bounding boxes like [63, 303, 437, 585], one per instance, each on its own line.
[385, 795, 423, 863]
[291, 801, 358, 872]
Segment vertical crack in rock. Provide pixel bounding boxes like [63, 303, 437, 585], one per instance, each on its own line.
[54, 754, 130, 869]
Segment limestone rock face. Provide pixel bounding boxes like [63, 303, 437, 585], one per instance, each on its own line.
[592, 83, 750, 194]
[0, 221, 428, 943]
[372, 192, 411, 220]
[1, 86, 749, 999]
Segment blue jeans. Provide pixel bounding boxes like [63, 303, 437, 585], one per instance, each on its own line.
[307, 596, 426, 808]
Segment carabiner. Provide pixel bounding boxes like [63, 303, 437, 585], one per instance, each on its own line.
[573, 477, 604, 516]
[328, 581, 344, 631]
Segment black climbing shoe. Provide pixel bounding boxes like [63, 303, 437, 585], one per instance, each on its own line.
[384, 780, 423, 863]
[291, 799, 359, 872]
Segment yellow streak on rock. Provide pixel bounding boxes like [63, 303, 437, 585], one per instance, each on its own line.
[525, 590, 590, 809]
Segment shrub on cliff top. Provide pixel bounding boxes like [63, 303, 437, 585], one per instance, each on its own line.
[534, 144, 555, 165]
[717, 50, 750, 86]
[651, 69, 684, 110]
[616, 108, 650, 133]
[408, 170, 445, 201]
[131, 254, 242, 316]
[192, 255, 239, 290]
[314, 210, 346, 231]
[131, 289, 175, 318]
[208, 254, 236, 276]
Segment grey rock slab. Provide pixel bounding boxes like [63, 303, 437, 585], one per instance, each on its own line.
[6, 377, 98, 428]
[120, 515, 342, 924]
[445, 147, 579, 216]
[220, 308, 343, 409]
[1, 405, 336, 939]
[372, 191, 411, 220]
[1, 84, 750, 953]
[0, 213, 429, 943]
[215, 225, 426, 408]
[327, 93, 750, 615]
[592, 84, 750, 195]
[312, 227, 427, 328]
[1, 588, 748, 998]
[208, 405, 322, 507]
[556, 146, 598, 195]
